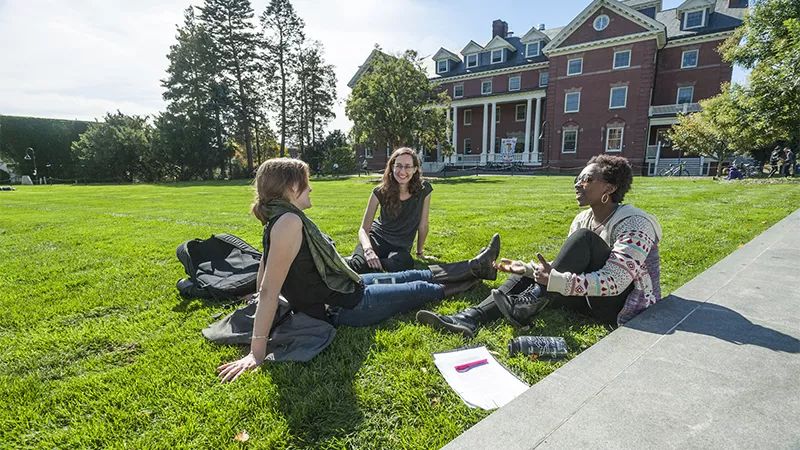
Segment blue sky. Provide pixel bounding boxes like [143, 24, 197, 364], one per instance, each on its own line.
[0, 0, 743, 133]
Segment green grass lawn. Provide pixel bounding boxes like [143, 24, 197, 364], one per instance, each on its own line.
[2, 175, 800, 448]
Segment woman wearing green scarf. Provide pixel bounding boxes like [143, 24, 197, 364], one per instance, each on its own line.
[218, 158, 499, 383]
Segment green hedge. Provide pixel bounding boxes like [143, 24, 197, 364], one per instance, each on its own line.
[0, 115, 92, 180]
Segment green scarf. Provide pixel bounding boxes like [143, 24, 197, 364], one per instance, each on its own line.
[265, 199, 361, 294]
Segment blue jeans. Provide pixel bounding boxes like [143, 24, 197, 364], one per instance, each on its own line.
[331, 270, 445, 327]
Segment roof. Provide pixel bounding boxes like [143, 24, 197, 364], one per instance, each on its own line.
[658, 0, 745, 39]
[348, 49, 391, 89]
[427, 0, 744, 81]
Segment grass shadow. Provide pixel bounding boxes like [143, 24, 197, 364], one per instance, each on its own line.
[268, 327, 375, 446]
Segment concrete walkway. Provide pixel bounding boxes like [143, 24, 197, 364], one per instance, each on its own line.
[446, 209, 800, 449]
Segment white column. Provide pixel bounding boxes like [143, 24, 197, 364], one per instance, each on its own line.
[481, 103, 489, 164]
[490, 102, 497, 156]
[523, 97, 533, 163]
[451, 105, 458, 164]
[532, 96, 542, 164]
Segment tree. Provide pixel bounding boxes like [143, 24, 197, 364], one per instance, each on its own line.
[261, 0, 305, 157]
[721, 0, 800, 148]
[71, 112, 152, 182]
[669, 84, 773, 177]
[199, 0, 262, 172]
[346, 49, 450, 154]
[292, 42, 337, 157]
[161, 7, 230, 179]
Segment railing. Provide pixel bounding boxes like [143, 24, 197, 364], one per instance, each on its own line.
[649, 103, 701, 116]
[422, 162, 445, 173]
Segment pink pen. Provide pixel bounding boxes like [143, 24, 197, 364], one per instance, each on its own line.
[455, 358, 488, 373]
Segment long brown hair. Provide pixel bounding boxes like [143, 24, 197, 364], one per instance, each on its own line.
[251, 158, 310, 224]
[378, 147, 424, 215]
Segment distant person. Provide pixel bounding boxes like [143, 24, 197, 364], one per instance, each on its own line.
[726, 165, 744, 180]
[784, 147, 796, 177]
[361, 158, 369, 176]
[417, 155, 663, 337]
[216, 158, 500, 382]
[349, 147, 432, 273]
[768, 146, 783, 178]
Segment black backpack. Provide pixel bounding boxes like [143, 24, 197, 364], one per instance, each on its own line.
[176, 233, 262, 300]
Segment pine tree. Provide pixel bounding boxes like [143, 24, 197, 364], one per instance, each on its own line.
[294, 42, 337, 156]
[161, 7, 229, 179]
[260, 0, 305, 157]
[199, 0, 261, 172]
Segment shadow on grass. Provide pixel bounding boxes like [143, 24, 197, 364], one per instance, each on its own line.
[627, 295, 800, 353]
[268, 327, 374, 446]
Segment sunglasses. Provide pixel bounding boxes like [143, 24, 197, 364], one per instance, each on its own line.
[574, 173, 595, 186]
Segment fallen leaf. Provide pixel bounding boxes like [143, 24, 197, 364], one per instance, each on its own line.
[420, 367, 428, 373]
[234, 430, 249, 442]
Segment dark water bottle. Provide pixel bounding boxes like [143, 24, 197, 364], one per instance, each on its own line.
[508, 336, 569, 359]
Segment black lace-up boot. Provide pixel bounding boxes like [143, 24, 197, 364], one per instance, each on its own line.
[492, 283, 551, 328]
[416, 307, 485, 338]
[429, 234, 500, 283]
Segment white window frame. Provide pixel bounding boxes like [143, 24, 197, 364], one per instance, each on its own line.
[453, 84, 464, 99]
[464, 138, 472, 154]
[481, 79, 493, 95]
[564, 92, 581, 113]
[609, 86, 628, 109]
[436, 59, 449, 74]
[515, 104, 526, 122]
[495, 106, 501, 123]
[613, 50, 631, 69]
[567, 57, 583, 76]
[681, 49, 699, 68]
[491, 49, 504, 64]
[684, 9, 705, 29]
[508, 75, 521, 92]
[676, 86, 694, 104]
[539, 71, 549, 87]
[364, 147, 373, 158]
[593, 14, 610, 31]
[463, 109, 472, 126]
[562, 129, 578, 154]
[466, 53, 478, 68]
[606, 126, 624, 152]
[525, 41, 540, 58]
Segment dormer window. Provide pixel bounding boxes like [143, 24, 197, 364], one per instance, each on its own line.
[436, 60, 449, 74]
[525, 41, 540, 58]
[684, 9, 705, 29]
[491, 49, 504, 64]
[466, 53, 478, 68]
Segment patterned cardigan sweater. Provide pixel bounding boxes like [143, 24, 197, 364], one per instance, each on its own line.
[546, 204, 663, 325]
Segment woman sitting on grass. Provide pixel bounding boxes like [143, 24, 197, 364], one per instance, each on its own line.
[217, 158, 500, 382]
[417, 155, 663, 337]
[348, 147, 432, 273]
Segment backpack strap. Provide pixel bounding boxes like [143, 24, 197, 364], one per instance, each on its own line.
[213, 233, 262, 257]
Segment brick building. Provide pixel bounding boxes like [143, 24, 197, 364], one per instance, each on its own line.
[350, 0, 746, 174]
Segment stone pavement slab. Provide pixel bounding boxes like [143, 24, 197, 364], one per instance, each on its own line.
[445, 209, 800, 450]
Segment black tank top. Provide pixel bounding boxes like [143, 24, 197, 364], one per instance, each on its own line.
[263, 213, 363, 320]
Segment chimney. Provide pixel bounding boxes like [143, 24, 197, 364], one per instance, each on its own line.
[539, 23, 546, 31]
[492, 19, 508, 38]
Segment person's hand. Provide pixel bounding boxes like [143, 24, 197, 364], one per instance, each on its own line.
[217, 352, 263, 383]
[494, 258, 527, 275]
[364, 247, 383, 270]
[533, 253, 552, 286]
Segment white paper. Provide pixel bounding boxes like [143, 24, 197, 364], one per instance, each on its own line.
[433, 346, 529, 410]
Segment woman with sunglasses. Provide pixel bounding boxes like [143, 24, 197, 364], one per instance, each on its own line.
[349, 147, 432, 273]
[417, 154, 663, 337]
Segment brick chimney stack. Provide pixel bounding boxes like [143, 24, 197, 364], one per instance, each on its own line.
[492, 19, 508, 38]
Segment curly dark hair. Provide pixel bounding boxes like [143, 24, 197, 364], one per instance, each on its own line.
[586, 154, 633, 203]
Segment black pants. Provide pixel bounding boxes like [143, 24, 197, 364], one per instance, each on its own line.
[474, 228, 632, 326]
[348, 232, 414, 274]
